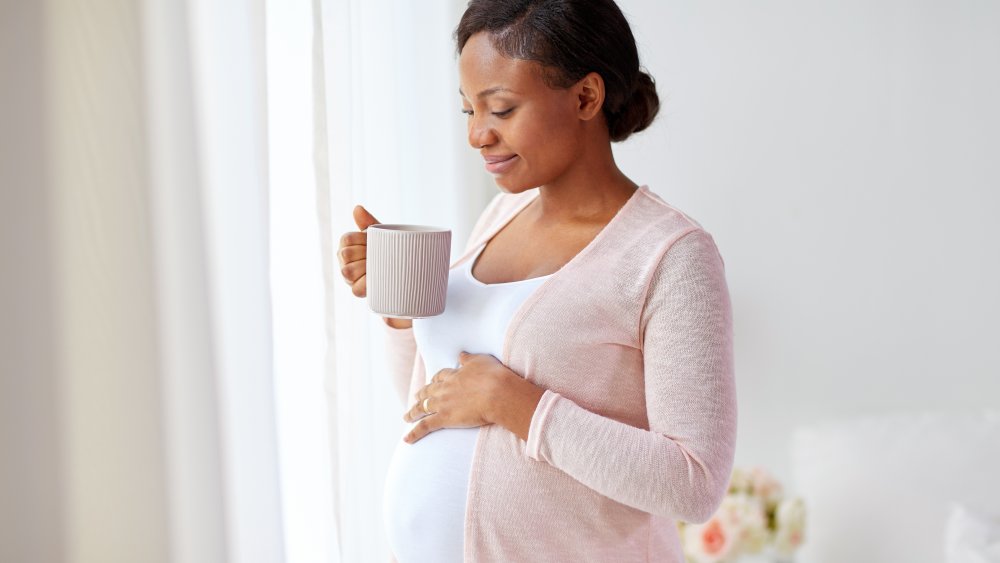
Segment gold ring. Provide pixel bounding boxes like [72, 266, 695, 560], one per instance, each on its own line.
[421, 397, 432, 414]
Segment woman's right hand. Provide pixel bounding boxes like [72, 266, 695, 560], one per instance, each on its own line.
[338, 205, 413, 329]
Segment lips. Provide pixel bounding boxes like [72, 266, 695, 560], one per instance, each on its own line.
[483, 154, 518, 174]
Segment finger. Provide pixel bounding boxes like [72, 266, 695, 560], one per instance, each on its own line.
[341, 260, 366, 285]
[457, 351, 472, 366]
[403, 398, 432, 423]
[339, 231, 367, 249]
[353, 205, 380, 231]
[350, 274, 366, 298]
[430, 369, 450, 384]
[403, 403, 417, 422]
[403, 396, 423, 423]
[404, 417, 436, 444]
[338, 245, 366, 266]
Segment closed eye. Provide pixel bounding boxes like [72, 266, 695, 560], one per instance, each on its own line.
[460, 108, 515, 118]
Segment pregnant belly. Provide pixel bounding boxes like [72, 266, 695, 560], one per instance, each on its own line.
[383, 427, 480, 563]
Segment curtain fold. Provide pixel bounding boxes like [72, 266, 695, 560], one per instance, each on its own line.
[266, 0, 338, 562]
[41, 0, 288, 560]
[310, 0, 342, 554]
[144, 0, 227, 561]
[183, 1, 286, 561]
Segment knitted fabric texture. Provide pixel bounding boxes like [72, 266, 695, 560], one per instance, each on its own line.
[383, 185, 737, 562]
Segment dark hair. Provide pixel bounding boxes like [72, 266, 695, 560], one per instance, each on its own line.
[455, 0, 659, 142]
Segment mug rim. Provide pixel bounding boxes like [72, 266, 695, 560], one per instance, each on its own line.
[368, 224, 450, 233]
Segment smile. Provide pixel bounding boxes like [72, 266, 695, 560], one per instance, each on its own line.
[483, 154, 518, 174]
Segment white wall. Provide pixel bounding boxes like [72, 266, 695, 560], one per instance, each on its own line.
[613, 0, 1000, 485]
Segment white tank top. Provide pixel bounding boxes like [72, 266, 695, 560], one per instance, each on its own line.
[383, 240, 552, 563]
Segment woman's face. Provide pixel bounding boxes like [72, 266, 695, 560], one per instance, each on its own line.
[458, 32, 585, 193]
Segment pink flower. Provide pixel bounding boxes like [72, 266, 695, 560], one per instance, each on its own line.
[683, 514, 736, 563]
[701, 519, 728, 556]
[681, 493, 769, 562]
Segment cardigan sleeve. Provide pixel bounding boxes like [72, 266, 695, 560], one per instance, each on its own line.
[524, 228, 737, 524]
[383, 323, 418, 408]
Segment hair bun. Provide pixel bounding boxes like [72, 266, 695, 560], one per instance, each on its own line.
[607, 70, 659, 142]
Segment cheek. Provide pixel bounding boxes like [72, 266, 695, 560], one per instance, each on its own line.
[527, 111, 579, 167]
[517, 105, 578, 156]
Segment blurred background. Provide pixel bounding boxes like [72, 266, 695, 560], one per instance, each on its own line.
[2, 0, 997, 562]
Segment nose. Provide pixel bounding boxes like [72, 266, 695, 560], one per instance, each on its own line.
[467, 114, 498, 149]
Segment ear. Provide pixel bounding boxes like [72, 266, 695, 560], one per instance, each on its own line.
[575, 72, 605, 121]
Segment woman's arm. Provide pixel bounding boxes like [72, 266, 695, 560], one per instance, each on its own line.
[500, 229, 737, 524]
[383, 321, 418, 408]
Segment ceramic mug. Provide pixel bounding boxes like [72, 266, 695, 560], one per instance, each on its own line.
[366, 224, 451, 318]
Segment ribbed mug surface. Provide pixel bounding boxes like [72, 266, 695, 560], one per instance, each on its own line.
[366, 224, 451, 318]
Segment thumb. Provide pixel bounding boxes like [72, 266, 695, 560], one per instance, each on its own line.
[353, 205, 380, 231]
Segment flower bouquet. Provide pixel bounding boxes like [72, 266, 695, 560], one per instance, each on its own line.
[677, 466, 806, 563]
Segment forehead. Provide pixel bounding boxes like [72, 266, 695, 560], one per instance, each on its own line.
[458, 32, 545, 98]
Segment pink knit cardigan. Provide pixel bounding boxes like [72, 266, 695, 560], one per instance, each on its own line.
[383, 185, 737, 562]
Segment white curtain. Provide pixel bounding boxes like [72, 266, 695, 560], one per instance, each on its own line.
[1, 0, 285, 561]
[314, 0, 493, 561]
[142, 0, 289, 560]
[158, 0, 286, 561]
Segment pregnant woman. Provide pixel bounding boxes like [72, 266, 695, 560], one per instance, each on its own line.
[337, 1, 737, 561]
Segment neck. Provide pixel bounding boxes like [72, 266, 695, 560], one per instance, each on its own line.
[532, 137, 638, 226]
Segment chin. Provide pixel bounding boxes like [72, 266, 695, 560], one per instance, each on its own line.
[493, 176, 538, 195]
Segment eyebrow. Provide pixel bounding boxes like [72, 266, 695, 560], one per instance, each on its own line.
[458, 86, 518, 99]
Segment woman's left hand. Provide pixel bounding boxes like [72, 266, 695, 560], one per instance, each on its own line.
[402, 351, 513, 444]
